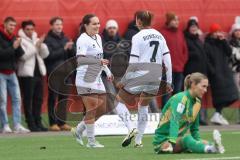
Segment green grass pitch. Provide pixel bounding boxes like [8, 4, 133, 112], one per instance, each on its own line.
[1, 131, 240, 160]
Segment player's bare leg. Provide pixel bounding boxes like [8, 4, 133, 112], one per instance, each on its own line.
[134, 94, 153, 147]
[81, 95, 104, 148]
[117, 89, 138, 147]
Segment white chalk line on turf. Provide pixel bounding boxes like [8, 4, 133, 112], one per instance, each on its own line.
[231, 131, 240, 134]
[179, 156, 240, 160]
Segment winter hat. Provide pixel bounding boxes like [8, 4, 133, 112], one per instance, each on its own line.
[165, 12, 177, 25]
[189, 16, 199, 22]
[230, 23, 240, 35]
[209, 23, 222, 33]
[187, 19, 199, 28]
[105, 19, 118, 29]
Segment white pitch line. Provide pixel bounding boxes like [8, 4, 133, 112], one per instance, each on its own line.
[179, 156, 240, 160]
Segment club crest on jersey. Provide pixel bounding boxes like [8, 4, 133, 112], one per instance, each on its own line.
[92, 44, 96, 48]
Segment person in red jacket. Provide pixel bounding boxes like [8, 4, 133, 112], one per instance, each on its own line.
[160, 12, 188, 106]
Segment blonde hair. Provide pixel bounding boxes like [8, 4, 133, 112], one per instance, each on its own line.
[184, 72, 208, 90]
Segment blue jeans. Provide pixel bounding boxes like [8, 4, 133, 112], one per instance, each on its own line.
[0, 73, 21, 126]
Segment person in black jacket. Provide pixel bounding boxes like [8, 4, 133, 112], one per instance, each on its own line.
[124, 20, 139, 41]
[0, 17, 30, 133]
[205, 23, 239, 125]
[184, 19, 207, 76]
[101, 19, 129, 113]
[183, 19, 209, 125]
[44, 17, 75, 131]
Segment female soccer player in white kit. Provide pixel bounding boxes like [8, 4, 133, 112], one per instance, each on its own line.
[116, 10, 173, 147]
[71, 14, 113, 148]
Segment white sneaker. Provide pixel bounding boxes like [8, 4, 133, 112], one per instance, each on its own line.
[122, 128, 138, 147]
[210, 112, 229, 125]
[86, 141, 104, 148]
[2, 124, 12, 133]
[13, 124, 30, 133]
[213, 129, 225, 154]
[71, 127, 84, 146]
[219, 114, 229, 125]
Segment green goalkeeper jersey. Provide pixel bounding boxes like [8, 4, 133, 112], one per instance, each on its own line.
[153, 90, 201, 145]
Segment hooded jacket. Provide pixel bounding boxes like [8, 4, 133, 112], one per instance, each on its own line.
[17, 29, 49, 77]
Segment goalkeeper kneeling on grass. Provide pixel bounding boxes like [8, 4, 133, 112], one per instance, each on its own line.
[153, 72, 225, 154]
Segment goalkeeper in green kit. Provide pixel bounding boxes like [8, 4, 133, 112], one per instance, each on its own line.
[153, 72, 225, 154]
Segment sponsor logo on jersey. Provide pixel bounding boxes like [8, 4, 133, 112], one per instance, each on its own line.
[177, 103, 185, 114]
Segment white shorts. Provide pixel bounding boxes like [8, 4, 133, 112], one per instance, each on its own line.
[75, 69, 106, 95]
[122, 70, 161, 95]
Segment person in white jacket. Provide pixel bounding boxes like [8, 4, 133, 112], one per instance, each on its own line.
[17, 20, 49, 132]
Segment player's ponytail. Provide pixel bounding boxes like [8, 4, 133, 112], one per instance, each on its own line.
[79, 14, 96, 35]
[184, 72, 208, 90]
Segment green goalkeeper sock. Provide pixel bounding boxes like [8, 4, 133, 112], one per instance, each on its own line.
[180, 135, 205, 153]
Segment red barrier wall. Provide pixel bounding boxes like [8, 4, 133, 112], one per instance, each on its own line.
[1, 0, 240, 37]
[1, 0, 239, 113]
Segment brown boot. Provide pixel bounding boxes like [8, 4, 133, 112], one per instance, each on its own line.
[49, 124, 61, 131]
[59, 124, 72, 131]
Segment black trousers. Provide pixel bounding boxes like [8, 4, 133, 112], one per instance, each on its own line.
[19, 76, 44, 128]
[47, 87, 68, 126]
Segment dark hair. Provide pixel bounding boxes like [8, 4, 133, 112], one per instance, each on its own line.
[21, 20, 35, 29]
[49, 16, 63, 25]
[79, 14, 96, 34]
[184, 72, 208, 90]
[135, 10, 154, 27]
[4, 16, 16, 24]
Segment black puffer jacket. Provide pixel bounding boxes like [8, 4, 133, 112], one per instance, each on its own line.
[101, 29, 129, 78]
[44, 30, 75, 75]
[102, 29, 122, 60]
[184, 31, 207, 76]
[124, 20, 139, 41]
[204, 35, 239, 106]
[0, 30, 24, 71]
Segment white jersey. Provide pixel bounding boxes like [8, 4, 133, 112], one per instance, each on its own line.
[123, 28, 172, 94]
[75, 33, 106, 94]
[76, 32, 103, 61]
[130, 28, 169, 64]
[130, 28, 172, 84]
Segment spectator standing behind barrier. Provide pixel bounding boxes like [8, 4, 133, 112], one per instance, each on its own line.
[101, 19, 125, 110]
[229, 21, 240, 123]
[184, 19, 207, 77]
[160, 12, 188, 106]
[17, 20, 49, 132]
[44, 17, 74, 131]
[0, 17, 30, 133]
[183, 19, 208, 125]
[124, 20, 140, 41]
[204, 23, 239, 125]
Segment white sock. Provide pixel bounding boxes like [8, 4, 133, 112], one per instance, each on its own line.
[204, 145, 217, 153]
[86, 123, 95, 143]
[135, 105, 148, 144]
[114, 102, 134, 132]
[76, 121, 86, 135]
